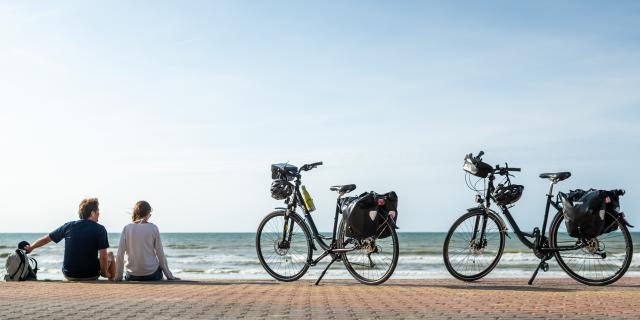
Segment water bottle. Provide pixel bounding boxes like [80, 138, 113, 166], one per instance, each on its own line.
[301, 185, 316, 212]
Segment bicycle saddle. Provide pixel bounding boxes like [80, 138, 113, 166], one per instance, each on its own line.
[539, 172, 571, 182]
[329, 184, 356, 193]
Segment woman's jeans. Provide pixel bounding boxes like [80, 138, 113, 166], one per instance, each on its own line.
[125, 267, 163, 281]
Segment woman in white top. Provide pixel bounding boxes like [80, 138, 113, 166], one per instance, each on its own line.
[114, 201, 178, 281]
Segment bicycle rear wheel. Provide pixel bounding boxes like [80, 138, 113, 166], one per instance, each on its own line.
[256, 210, 312, 281]
[550, 210, 633, 286]
[338, 219, 399, 285]
[443, 210, 505, 281]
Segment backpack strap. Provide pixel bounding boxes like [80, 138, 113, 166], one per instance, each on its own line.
[9, 250, 26, 280]
[30, 257, 38, 273]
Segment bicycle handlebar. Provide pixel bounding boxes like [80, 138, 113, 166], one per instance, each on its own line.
[300, 161, 323, 171]
[468, 151, 521, 174]
[494, 164, 521, 175]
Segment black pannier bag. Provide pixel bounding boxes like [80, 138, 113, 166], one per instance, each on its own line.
[602, 192, 622, 234]
[341, 191, 398, 239]
[559, 189, 607, 238]
[600, 189, 625, 234]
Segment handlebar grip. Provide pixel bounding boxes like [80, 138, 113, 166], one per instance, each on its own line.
[508, 168, 521, 172]
[301, 161, 323, 171]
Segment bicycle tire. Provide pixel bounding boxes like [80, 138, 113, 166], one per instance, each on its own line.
[256, 210, 312, 281]
[550, 210, 633, 286]
[338, 218, 399, 285]
[443, 210, 505, 281]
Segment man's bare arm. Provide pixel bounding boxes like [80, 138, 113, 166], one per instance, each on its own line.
[99, 249, 110, 278]
[26, 235, 51, 253]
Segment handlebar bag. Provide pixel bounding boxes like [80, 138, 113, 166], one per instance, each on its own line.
[341, 191, 398, 240]
[463, 157, 493, 178]
[559, 189, 606, 238]
[271, 163, 298, 181]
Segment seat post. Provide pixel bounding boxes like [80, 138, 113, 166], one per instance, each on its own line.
[541, 180, 557, 241]
[547, 181, 556, 197]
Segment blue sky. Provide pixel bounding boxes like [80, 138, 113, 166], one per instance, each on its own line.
[0, 1, 639, 232]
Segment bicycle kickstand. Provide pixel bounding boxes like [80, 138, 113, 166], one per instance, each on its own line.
[315, 254, 339, 286]
[528, 257, 550, 285]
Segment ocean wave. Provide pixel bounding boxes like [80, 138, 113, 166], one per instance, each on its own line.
[205, 268, 241, 274]
[165, 244, 209, 250]
[175, 268, 207, 273]
[37, 258, 63, 264]
[38, 268, 62, 274]
[173, 268, 242, 274]
[167, 254, 198, 258]
[0, 253, 10, 258]
[173, 254, 261, 265]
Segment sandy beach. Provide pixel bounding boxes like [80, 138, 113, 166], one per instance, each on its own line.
[2, 277, 640, 319]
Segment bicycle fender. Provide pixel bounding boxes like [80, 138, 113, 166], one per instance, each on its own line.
[466, 207, 510, 238]
[387, 218, 399, 230]
[620, 212, 635, 228]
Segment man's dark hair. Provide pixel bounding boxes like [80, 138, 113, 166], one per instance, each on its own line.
[78, 198, 99, 220]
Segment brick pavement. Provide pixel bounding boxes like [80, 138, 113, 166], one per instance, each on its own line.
[1, 278, 639, 319]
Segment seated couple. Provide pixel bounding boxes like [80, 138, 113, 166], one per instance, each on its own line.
[26, 198, 179, 281]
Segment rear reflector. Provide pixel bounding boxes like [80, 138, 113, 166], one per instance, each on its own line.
[388, 211, 396, 220]
[377, 199, 386, 206]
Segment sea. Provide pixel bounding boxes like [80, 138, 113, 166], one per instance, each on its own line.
[1, 232, 639, 281]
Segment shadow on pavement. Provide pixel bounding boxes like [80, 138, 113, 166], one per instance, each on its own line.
[386, 282, 578, 292]
[36, 278, 640, 291]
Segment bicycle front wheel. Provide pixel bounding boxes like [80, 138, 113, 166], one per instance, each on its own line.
[256, 210, 312, 281]
[443, 210, 505, 281]
[550, 210, 633, 286]
[338, 218, 399, 285]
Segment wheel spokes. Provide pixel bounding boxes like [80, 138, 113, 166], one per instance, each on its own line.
[553, 212, 631, 282]
[258, 214, 310, 279]
[445, 213, 503, 279]
[341, 222, 397, 282]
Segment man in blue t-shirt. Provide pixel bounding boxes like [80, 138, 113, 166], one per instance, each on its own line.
[27, 198, 115, 281]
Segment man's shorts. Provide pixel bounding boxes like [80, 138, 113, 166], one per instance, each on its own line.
[63, 275, 99, 281]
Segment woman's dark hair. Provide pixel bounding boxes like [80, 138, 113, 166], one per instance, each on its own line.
[79, 198, 99, 220]
[132, 201, 152, 222]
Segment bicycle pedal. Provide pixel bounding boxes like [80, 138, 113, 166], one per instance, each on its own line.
[541, 262, 549, 272]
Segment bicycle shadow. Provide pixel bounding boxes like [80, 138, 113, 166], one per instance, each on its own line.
[37, 279, 640, 291]
[386, 282, 578, 293]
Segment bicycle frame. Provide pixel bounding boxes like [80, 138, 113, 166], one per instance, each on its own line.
[279, 173, 359, 284]
[476, 173, 584, 257]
